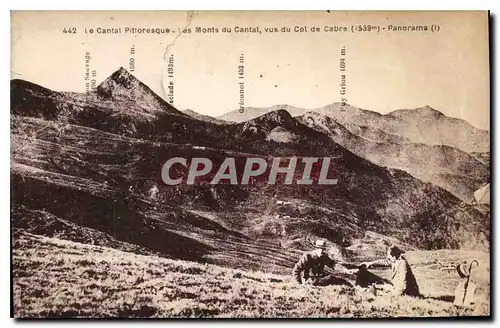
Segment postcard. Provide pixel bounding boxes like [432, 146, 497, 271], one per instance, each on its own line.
[11, 10, 490, 318]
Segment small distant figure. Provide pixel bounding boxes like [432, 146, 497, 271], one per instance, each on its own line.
[292, 239, 358, 287]
[362, 245, 420, 297]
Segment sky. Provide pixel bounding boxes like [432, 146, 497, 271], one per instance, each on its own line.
[11, 10, 490, 129]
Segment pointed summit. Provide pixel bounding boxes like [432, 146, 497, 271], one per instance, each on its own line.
[95, 67, 184, 116]
[97, 67, 141, 95]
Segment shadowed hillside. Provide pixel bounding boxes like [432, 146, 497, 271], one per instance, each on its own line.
[10, 67, 491, 319]
[11, 112, 489, 253]
[297, 112, 489, 203]
[11, 68, 490, 275]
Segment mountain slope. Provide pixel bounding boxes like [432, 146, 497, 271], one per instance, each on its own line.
[383, 105, 489, 153]
[218, 104, 303, 123]
[13, 231, 490, 318]
[96, 67, 184, 115]
[11, 68, 490, 268]
[218, 103, 489, 154]
[297, 112, 489, 203]
[183, 109, 231, 125]
[11, 113, 488, 252]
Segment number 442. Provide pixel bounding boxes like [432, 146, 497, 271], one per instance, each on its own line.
[63, 28, 77, 34]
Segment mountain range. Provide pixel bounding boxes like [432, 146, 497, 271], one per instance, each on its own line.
[218, 103, 490, 154]
[296, 112, 489, 203]
[214, 103, 490, 203]
[11, 67, 490, 275]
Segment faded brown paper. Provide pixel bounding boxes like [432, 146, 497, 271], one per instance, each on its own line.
[11, 11, 490, 319]
[11, 10, 489, 129]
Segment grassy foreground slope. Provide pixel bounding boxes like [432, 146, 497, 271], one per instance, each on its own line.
[13, 231, 489, 318]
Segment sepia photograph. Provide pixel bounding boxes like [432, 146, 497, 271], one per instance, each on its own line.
[10, 10, 491, 319]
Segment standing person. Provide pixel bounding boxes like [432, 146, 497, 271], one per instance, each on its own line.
[363, 245, 420, 297]
[292, 239, 358, 287]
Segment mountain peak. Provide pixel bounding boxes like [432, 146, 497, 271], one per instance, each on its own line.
[256, 109, 294, 124]
[96, 67, 153, 102]
[238, 108, 331, 142]
[326, 101, 354, 109]
[93, 67, 184, 116]
[416, 105, 443, 116]
[99, 67, 139, 90]
[115, 66, 133, 77]
[240, 109, 295, 135]
[387, 105, 444, 118]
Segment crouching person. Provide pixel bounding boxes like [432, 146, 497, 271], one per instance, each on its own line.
[363, 245, 420, 297]
[293, 239, 358, 287]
